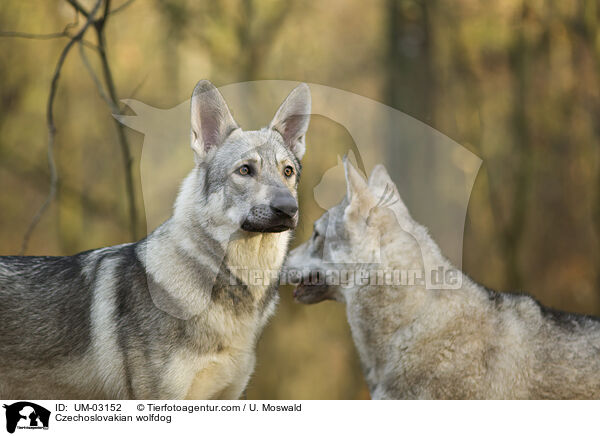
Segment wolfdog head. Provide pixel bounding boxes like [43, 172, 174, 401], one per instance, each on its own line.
[285, 159, 415, 303]
[173, 80, 311, 239]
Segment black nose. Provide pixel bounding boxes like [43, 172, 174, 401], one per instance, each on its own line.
[270, 193, 298, 218]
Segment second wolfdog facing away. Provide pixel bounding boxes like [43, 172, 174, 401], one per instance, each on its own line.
[286, 159, 600, 399]
[0, 80, 311, 399]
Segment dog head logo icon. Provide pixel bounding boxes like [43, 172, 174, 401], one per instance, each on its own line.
[3, 402, 50, 434]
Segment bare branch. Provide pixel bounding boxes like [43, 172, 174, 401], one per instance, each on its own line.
[20, 0, 103, 255]
[127, 74, 149, 100]
[0, 12, 78, 41]
[0, 30, 69, 40]
[0, 30, 98, 50]
[66, 0, 90, 18]
[93, 0, 140, 240]
[109, 0, 136, 16]
[0, 152, 125, 227]
[66, 0, 134, 19]
[78, 42, 117, 111]
[80, 38, 100, 51]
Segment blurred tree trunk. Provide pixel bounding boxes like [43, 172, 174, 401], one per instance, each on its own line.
[384, 0, 436, 215]
[158, 1, 187, 97]
[236, 0, 292, 81]
[385, 0, 435, 123]
[505, 2, 530, 291]
[500, 0, 534, 291]
[576, 0, 600, 296]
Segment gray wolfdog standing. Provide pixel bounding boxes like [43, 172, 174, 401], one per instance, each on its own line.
[0, 80, 311, 399]
[286, 159, 600, 399]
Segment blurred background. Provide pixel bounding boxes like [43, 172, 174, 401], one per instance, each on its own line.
[1, 0, 600, 399]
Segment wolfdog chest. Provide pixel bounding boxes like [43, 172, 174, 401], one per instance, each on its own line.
[123, 247, 280, 399]
[98, 226, 289, 399]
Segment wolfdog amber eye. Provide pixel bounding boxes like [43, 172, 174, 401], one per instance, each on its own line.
[238, 165, 251, 176]
[284, 166, 294, 177]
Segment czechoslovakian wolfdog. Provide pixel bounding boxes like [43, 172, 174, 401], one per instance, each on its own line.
[286, 159, 600, 399]
[0, 80, 311, 399]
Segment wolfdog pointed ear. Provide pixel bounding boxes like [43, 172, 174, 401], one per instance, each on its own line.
[190, 80, 239, 160]
[368, 164, 393, 190]
[343, 156, 368, 202]
[368, 164, 410, 217]
[269, 83, 311, 160]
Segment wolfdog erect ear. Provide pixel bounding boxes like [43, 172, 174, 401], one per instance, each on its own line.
[190, 80, 239, 161]
[368, 164, 410, 218]
[368, 164, 393, 192]
[269, 83, 311, 161]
